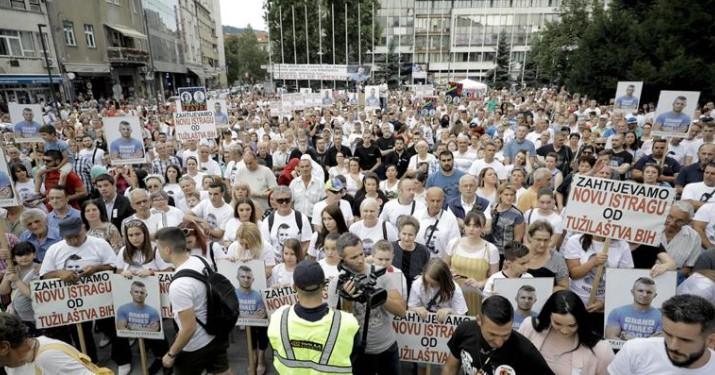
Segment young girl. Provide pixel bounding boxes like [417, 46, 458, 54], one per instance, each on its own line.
[0, 242, 40, 335]
[116, 220, 172, 276]
[353, 173, 388, 217]
[409, 258, 468, 323]
[391, 215, 431, 296]
[486, 183, 525, 260]
[307, 205, 348, 261]
[379, 164, 400, 200]
[270, 239, 304, 287]
[223, 197, 259, 246]
[445, 211, 500, 289]
[477, 167, 499, 207]
[318, 232, 341, 280]
[523, 189, 563, 249]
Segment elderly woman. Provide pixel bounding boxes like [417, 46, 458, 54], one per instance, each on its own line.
[18, 208, 61, 262]
[407, 140, 438, 176]
[149, 190, 184, 227]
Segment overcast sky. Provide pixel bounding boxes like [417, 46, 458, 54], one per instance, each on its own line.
[220, 0, 266, 31]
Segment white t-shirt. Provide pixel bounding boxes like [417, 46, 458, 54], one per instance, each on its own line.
[169, 256, 214, 352]
[223, 242, 276, 266]
[467, 159, 508, 180]
[40, 236, 117, 275]
[408, 277, 468, 314]
[608, 337, 715, 375]
[191, 200, 233, 235]
[270, 263, 294, 287]
[677, 273, 715, 301]
[115, 247, 171, 273]
[379, 198, 426, 227]
[199, 158, 221, 176]
[259, 210, 313, 263]
[349, 219, 399, 256]
[562, 234, 633, 304]
[5, 336, 93, 375]
[235, 165, 277, 210]
[693, 202, 715, 244]
[78, 147, 105, 166]
[415, 209, 461, 259]
[311, 199, 354, 229]
[151, 206, 184, 228]
[682, 182, 715, 204]
[318, 259, 340, 280]
[453, 150, 477, 173]
[483, 271, 533, 298]
[523, 209, 563, 232]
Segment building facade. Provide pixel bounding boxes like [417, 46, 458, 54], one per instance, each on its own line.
[374, 0, 564, 84]
[0, 0, 62, 106]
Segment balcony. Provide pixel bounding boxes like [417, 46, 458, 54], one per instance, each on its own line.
[107, 47, 149, 64]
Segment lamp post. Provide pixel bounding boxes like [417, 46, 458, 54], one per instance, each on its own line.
[37, 23, 56, 104]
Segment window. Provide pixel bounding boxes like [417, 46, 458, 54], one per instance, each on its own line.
[0, 29, 34, 57]
[10, 0, 25, 10]
[63, 21, 76, 46]
[106, 0, 120, 5]
[28, 0, 40, 11]
[20, 31, 35, 56]
[84, 24, 96, 48]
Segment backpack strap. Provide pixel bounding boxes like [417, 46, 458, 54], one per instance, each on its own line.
[171, 256, 213, 329]
[294, 210, 303, 234]
[208, 242, 218, 271]
[382, 220, 388, 240]
[268, 212, 276, 233]
[410, 200, 416, 215]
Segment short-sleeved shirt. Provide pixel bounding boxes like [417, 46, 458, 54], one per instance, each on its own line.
[170, 256, 214, 351]
[235, 288, 265, 318]
[606, 304, 662, 338]
[116, 303, 161, 331]
[39, 236, 117, 275]
[447, 320, 554, 375]
[110, 138, 144, 159]
[608, 337, 715, 375]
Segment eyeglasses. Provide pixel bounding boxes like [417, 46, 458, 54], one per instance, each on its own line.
[276, 198, 291, 205]
[181, 228, 195, 235]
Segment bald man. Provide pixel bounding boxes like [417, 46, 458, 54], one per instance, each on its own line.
[414, 187, 461, 258]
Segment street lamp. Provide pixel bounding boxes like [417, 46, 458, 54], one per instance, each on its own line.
[37, 24, 56, 104]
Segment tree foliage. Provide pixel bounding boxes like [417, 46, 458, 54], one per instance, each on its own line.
[264, 0, 380, 67]
[530, 0, 715, 101]
[489, 32, 512, 89]
[224, 25, 269, 85]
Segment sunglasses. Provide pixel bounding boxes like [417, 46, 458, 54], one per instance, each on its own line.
[276, 198, 291, 205]
[125, 220, 145, 228]
[181, 228, 195, 235]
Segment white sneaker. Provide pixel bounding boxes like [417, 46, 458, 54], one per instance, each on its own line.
[118, 364, 131, 375]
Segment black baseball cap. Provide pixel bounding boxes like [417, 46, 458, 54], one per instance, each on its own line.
[293, 260, 326, 292]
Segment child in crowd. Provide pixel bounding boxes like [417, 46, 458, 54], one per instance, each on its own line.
[483, 241, 533, 297]
[408, 258, 468, 322]
[372, 239, 408, 297]
[0, 242, 39, 335]
[270, 238, 303, 287]
[318, 232, 341, 280]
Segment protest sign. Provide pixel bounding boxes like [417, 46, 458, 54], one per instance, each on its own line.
[111, 275, 164, 339]
[216, 259, 268, 327]
[173, 110, 217, 141]
[263, 285, 299, 318]
[653, 90, 700, 138]
[493, 278, 554, 330]
[104, 116, 146, 165]
[32, 271, 115, 329]
[207, 99, 229, 128]
[269, 64, 348, 81]
[613, 81, 643, 112]
[563, 175, 674, 246]
[412, 85, 434, 98]
[0, 148, 19, 208]
[604, 269, 676, 350]
[8, 103, 44, 143]
[178, 87, 207, 112]
[320, 89, 334, 107]
[393, 312, 473, 365]
[364, 86, 380, 110]
[157, 272, 173, 318]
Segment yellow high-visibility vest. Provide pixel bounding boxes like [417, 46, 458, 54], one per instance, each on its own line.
[268, 304, 359, 375]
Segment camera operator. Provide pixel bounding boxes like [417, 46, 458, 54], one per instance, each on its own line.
[327, 233, 407, 375]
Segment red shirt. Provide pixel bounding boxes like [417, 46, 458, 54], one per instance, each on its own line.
[43, 170, 84, 209]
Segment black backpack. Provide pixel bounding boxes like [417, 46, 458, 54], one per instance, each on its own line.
[171, 256, 239, 337]
[267, 210, 303, 234]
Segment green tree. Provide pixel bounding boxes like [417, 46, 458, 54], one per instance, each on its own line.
[225, 25, 269, 85]
[488, 32, 512, 89]
[264, 0, 380, 68]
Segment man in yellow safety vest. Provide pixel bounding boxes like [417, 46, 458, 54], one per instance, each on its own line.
[268, 260, 359, 374]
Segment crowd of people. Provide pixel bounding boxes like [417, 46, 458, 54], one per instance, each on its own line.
[0, 85, 714, 375]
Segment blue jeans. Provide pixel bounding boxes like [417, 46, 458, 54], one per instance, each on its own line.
[352, 342, 400, 375]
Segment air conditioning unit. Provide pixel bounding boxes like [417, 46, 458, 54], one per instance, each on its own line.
[9, 60, 20, 67]
[41, 58, 55, 68]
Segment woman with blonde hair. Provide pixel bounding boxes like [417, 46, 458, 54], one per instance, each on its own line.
[225, 221, 275, 276]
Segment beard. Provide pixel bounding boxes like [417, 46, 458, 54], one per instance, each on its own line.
[664, 340, 707, 368]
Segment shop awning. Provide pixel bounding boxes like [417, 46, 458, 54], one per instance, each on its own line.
[0, 74, 63, 85]
[105, 24, 148, 40]
[187, 67, 207, 80]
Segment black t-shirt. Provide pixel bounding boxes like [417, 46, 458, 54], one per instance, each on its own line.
[354, 141, 381, 170]
[391, 241, 430, 295]
[631, 244, 666, 269]
[325, 145, 352, 167]
[611, 150, 633, 179]
[384, 150, 412, 178]
[376, 136, 396, 158]
[536, 144, 573, 175]
[448, 320, 554, 375]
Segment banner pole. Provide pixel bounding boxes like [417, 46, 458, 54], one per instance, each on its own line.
[139, 338, 149, 375]
[246, 327, 255, 374]
[76, 323, 88, 355]
[587, 238, 611, 306]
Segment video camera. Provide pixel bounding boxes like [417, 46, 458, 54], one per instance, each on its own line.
[337, 263, 387, 309]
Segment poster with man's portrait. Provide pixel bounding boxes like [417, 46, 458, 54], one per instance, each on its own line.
[613, 81, 643, 112]
[216, 259, 269, 326]
[604, 269, 676, 349]
[320, 89, 334, 107]
[364, 85, 381, 110]
[9, 103, 44, 143]
[178, 86, 207, 112]
[208, 99, 229, 128]
[652, 90, 700, 138]
[104, 116, 146, 165]
[111, 275, 164, 339]
[0, 147, 19, 207]
[493, 278, 554, 330]
[300, 87, 312, 95]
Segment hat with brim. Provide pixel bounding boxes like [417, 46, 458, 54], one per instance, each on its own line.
[59, 217, 83, 237]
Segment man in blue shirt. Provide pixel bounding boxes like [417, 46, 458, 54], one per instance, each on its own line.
[13, 107, 42, 141]
[46, 187, 81, 231]
[654, 96, 692, 134]
[426, 151, 465, 202]
[512, 285, 538, 330]
[235, 265, 266, 320]
[503, 124, 536, 165]
[605, 277, 663, 341]
[212, 101, 228, 125]
[110, 121, 145, 161]
[615, 84, 640, 111]
[116, 281, 161, 332]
